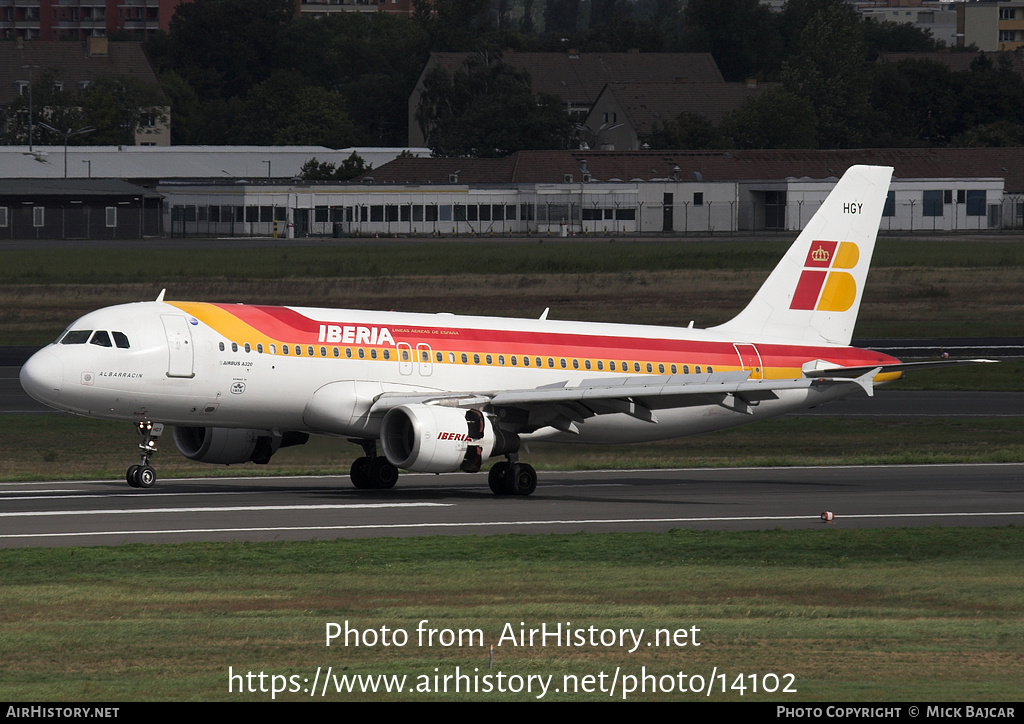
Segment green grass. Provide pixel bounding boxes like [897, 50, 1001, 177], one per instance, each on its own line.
[4, 414, 1023, 482]
[4, 238, 1024, 285]
[1, 528, 1022, 701]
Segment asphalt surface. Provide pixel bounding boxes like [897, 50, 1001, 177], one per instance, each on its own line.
[2, 464, 1022, 548]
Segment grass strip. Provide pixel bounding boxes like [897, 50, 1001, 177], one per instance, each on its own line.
[1, 527, 1021, 701]
[3, 414, 1023, 482]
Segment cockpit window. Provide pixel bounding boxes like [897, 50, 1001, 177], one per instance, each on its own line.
[60, 330, 92, 345]
[90, 331, 112, 347]
[112, 332, 130, 349]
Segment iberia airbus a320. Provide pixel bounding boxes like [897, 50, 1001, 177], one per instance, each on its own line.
[19, 165, 982, 495]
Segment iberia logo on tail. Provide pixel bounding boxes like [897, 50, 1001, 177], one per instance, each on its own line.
[790, 240, 860, 312]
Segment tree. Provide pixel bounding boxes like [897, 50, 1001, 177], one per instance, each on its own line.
[299, 153, 372, 181]
[719, 88, 818, 149]
[644, 113, 723, 150]
[80, 76, 168, 146]
[236, 72, 363, 148]
[683, 0, 783, 81]
[416, 52, 575, 156]
[780, 0, 877, 148]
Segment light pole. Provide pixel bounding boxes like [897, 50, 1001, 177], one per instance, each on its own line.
[38, 122, 94, 178]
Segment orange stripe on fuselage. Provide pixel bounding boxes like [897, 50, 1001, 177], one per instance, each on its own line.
[167, 301, 901, 380]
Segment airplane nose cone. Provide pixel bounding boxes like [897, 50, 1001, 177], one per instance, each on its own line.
[20, 349, 64, 406]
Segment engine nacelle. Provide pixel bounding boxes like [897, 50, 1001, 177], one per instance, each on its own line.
[380, 404, 519, 473]
[172, 427, 309, 465]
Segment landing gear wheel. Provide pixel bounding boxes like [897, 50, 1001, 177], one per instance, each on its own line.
[510, 463, 537, 496]
[128, 464, 156, 489]
[350, 457, 374, 489]
[135, 465, 156, 488]
[488, 462, 512, 495]
[126, 420, 163, 489]
[369, 457, 399, 489]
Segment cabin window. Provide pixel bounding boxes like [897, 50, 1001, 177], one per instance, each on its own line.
[218, 342, 225, 351]
[358, 348, 365, 359]
[671, 364, 677, 374]
[695, 365, 701, 374]
[283, 345, 289, 355]
[511, 356, 518, 366]
[461, 353, 468, 363]
[610, 361, 616, 371]
[498, 355, 505, 365]
[560, 359, 567, 369]
[436, 352, 443, 362]
[295, 345, 301, 356]
[486, 354, 493, 364]
[523, 356, 530, 367]
[257, 344, 264, 354]
[333, 347, 339, 358]
[597, 361, 603, 370]
[658, 363, 665, 374]
[383, 349, 390, 360]
[244, 343, 251, 353]
[473, 354, 480, 364]
[307, 346, 314, 357]
[535, 357, 542, 367]
[320, 346, 327, 357]
[371, 349, 378, 359]
[448, 352, 455, 363]
[572, 359, 579, 369]
[584, 360, 591, 370]
[633, 362, 641, 372]
[231, 343, 238, 352]
[270, 344, 277, 355]
[707, 366, 714, 373]
[346, 348, 353, 358]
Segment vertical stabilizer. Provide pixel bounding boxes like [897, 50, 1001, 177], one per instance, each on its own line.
[710, 165, 893, 346]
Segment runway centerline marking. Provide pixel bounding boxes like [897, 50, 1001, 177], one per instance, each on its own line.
[0, 502, 450, 518]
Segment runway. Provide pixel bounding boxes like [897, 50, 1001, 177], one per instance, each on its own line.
[3, 463, 1022, 548]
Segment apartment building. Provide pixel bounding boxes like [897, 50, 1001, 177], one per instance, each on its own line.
[0, 0, 185, 41]
[957, 0, 1024, 51]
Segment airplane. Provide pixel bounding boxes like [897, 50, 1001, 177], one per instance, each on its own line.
[19, 165, 986, 495]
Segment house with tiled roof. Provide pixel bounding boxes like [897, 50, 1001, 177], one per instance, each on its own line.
[408, 51, 724, 146]
[582, 81, 776, 151]
[1, 38, 170, 146]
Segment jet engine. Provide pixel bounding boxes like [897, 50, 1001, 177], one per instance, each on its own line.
[380, 404, 518, 473]
[172, 427, 309, 465]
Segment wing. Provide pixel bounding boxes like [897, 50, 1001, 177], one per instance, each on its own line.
[367, 368, 883, 436]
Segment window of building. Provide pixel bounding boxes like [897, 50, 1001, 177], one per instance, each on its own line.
[966, 190, 986, 217]
[693, 192, 704, 206]
[32, 206, 44, 228]
[883, 190, 895, 217]
[105, 207, 117, 228]
[923, 190, 943, 217]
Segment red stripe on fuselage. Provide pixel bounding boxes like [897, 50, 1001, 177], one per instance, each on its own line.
[209, 304, 898, 369]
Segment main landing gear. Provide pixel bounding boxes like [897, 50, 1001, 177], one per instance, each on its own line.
[487, 455, 537, 496]
[349, 439, 399, 490]
[126, 420, 163, 489]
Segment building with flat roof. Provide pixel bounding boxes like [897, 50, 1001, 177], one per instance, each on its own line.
[957, 0, 1024, 51]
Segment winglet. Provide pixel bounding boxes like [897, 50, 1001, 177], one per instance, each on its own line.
[155, 289, 166, 302]
[539, 307, 550, 320]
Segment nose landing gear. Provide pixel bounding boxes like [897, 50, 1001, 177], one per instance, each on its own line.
[127, 420, 163, 488]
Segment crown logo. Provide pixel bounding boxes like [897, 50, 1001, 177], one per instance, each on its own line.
[810, 246, 830, 263]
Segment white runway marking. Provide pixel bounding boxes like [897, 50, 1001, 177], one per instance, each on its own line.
[0, 502, 450, 518]
[2, 510, 1021, 540]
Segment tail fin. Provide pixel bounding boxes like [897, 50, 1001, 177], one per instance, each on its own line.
[710, 164, 893, 346]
